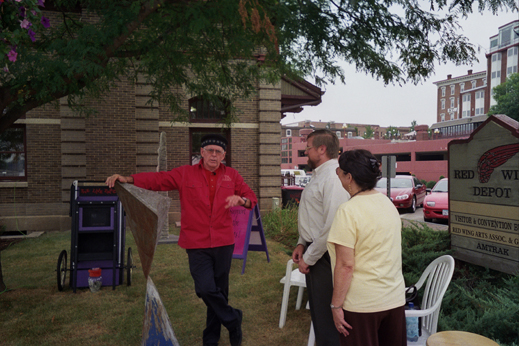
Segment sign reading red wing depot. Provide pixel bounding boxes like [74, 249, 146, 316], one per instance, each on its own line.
[449, 115, 519, 275]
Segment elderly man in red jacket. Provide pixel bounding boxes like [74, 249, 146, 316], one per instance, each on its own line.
[106, 134, 256, 346]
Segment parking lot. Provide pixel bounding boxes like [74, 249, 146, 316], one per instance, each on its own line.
[400, 207, 449, 231]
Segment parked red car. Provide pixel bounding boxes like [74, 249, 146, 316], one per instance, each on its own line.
[374, 176, 427, 213]
[423, 178, 449, 222]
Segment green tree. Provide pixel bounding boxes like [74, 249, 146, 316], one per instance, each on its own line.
[363, 125, 374, 139]
[1, 0, 518, 132]
[384, 126, 399, 139]
[411, 120, 417, 131]
[487, 73, 519, 122]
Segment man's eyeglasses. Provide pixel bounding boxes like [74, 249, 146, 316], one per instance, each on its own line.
[305, 146, 314, 151]
[204, 148, 225, 155]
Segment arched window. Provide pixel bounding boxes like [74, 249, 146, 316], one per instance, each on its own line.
[189, 96, 229, 123]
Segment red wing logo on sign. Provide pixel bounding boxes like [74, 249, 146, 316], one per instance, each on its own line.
[477, 143, 519, 183]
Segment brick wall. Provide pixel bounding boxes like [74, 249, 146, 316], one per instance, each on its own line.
[1, 78, 281, 231]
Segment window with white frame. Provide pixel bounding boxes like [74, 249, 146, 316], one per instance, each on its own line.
[450, 97, 455, 109]
[475, 91, 485, 115]
[441, 87, 445, 97]
[440, 113, 445, 122]
[347, 132, 352, 138]
[286, 129, 292, 137]
[450, 85, 455, 95]
[462, 94, 471, 118]
[460, 83, 465, 92]
[336, 131, 341, 139]
[506, 47, 518, 77]
[471, 80, 476, 89]
[490, 53, 502, 106]
[441, 99, 445, 109]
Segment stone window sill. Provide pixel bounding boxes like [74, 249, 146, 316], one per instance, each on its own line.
[0, 182, 28, 188]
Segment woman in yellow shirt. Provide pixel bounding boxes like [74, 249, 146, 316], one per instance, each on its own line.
[327, 149, 406, 346]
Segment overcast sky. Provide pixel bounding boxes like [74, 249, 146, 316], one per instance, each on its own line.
[281, 8, 519, 128]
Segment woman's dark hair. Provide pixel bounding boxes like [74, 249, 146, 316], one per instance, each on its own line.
[338, 149, 381, 191]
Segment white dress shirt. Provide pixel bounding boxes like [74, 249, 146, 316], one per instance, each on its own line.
[298, 159, 350, 266]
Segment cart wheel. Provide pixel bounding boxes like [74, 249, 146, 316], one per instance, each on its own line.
[57, 250, 68, 291]
[127, 247, 133, 286]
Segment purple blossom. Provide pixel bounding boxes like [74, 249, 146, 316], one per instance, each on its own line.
[41, 16, 50, 28]
[7, 48, 17, 62]
[19, 6, 26, 18]
[31, 10, 37, 16]
[28, 28, 36, 42]
[20, 19, 31, 29]
[3, 66, 9, 73]
[37, 0, 45, 7]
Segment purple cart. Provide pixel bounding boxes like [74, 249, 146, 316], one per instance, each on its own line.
[56, 181, 133, 292]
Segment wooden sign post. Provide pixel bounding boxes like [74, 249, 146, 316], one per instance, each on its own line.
[449, 115, 519, 274]
[231, 205, 270, 274]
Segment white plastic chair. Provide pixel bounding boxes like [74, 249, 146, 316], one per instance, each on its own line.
[308, 320, 315, 346]
[279, 259, 306, 328]
[406, 255, 455, 346]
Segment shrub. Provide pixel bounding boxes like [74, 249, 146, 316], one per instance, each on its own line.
[426, 180, 436, 189]
[439, 175, 445, 180]
[262, 203, 299, 252]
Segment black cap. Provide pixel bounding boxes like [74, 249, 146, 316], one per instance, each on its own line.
[201, 134, 227, 151]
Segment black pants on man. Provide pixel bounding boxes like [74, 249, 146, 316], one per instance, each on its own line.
[306, 251, 340, 346]
[187, 245, 242, 346]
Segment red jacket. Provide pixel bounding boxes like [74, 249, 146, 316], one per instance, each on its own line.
[132, 161, 257, 249]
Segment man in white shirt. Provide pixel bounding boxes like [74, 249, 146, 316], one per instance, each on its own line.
[292, 129, 350, 346]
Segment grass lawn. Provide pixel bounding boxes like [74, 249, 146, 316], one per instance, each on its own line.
[1, 218, 518, 346]
[0, 231, 312, 346]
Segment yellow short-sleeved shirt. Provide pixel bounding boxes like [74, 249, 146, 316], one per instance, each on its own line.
[327, 192, 405, 313]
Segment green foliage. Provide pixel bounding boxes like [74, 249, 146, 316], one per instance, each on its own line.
[439, 175, 445, 180]
[411, 120, 417, 131]
[2, 0, 518, 132]
[401, 225, 451, 286]
[384, 126, 399, 139]
[441, 268, 519, 345]
[262, 204, 299, 253]
[426, 180, 437, 189]
[401, 225, 518, 345]
[488, 73, 519, 121]
[421, 179, 427, 185]
[363, 125, 374, 139]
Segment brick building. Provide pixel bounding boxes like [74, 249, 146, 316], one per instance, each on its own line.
[280, 124, 449, 182]
[487, 20, 519, 108]
[0, 73, 322, 232]
[431, 20, 518, 138]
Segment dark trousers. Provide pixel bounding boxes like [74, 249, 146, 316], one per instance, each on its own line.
[339, 306, 407, 346]
[306, 251, 341, 346]
[187, 245, 241, 345]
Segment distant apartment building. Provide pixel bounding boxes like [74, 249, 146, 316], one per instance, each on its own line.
[486, 20, 519, 107]
[431, 20, 519, 138]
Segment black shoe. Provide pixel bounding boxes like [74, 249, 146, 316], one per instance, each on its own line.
[229, 309, 243, 346]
